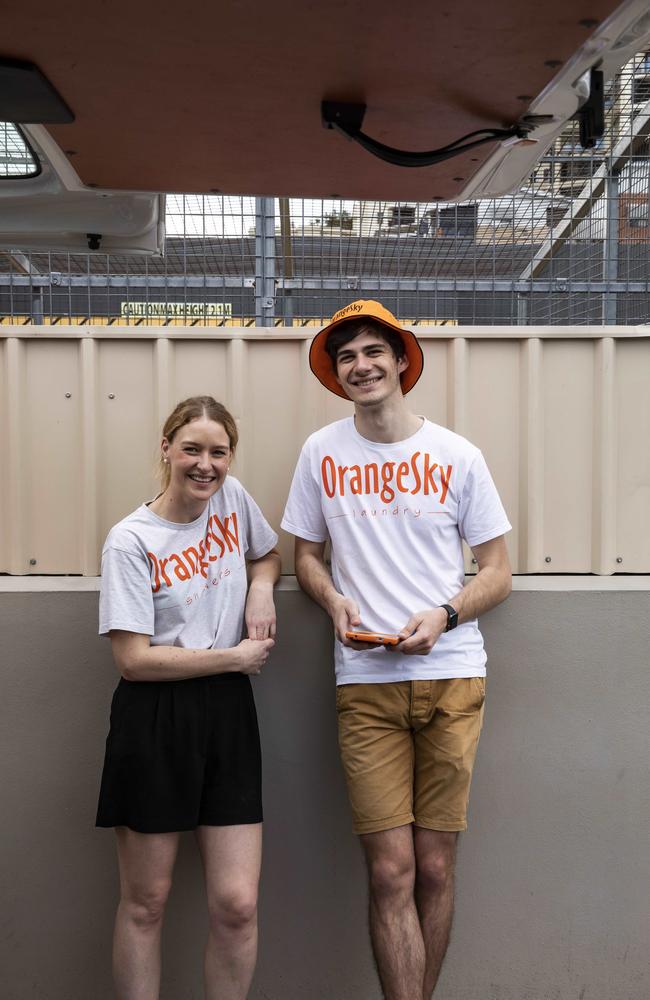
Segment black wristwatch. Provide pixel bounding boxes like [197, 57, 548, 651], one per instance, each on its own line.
[440, 604, 458, 632]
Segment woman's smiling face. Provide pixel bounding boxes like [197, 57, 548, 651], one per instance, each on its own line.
[162, 417, 232, 504]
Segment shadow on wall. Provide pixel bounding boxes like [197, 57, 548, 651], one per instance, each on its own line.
[1, 588, 649, 999]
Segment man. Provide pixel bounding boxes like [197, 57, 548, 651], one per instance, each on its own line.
[281, 300, 512, 1000]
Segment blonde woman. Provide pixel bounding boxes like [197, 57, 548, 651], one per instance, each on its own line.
[96, 395, 280, 1000]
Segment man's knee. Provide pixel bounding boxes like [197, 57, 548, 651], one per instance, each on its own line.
[415, 845, 456, 896]
[367, 849, 416, 902]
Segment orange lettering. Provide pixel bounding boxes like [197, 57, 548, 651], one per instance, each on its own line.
[159, 557, 172, 588]
[322, 455, 336, 498]
[147, 552, 161, 593]
[380, 462, 395, 503]
[208, 518, 226, 558]
[349, 465, 362, 494]
[410, 451, 422, 494]
[439, 464, 452, 504]
[423, 455, 439, 495]
[169, 553, 191, 581]
[396, 462, 410, 493]
[338, 465, 349, 494]
[182, 546, 199, 575]
[212, 513, 240, 555]
[197, 539, 209, 578]
[364, 463, 379, 494]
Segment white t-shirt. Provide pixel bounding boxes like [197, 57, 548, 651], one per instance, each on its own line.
[99, 476, 278, 650]
[282, 417, 511, 683]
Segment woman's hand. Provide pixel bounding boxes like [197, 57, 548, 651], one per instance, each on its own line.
[235, 637, 275, 675]
[245, 580, 277, 640]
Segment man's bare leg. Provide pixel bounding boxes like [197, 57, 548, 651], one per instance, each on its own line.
[414, 828, 458, 999]
[361, 825, 425, 1000]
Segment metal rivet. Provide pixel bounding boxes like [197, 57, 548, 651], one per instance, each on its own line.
[616, 557, 623, 564]
[108, 393, 115, 399]
[471, 558, 477, 564]
[545, 556, 552, 563]
[29, 558, 37, 566]
[65, 392, 72, 398]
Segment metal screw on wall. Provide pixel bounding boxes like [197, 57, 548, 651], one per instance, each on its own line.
[108, 393, 115, 399]
[616, 557, 623, 564]
[545, 556, 552, 563]
[29, 559, 37, 566]
[65, 392, 71, 398]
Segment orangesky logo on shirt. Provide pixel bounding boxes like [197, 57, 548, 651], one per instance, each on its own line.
[321, 452, 452, 505]
[147, 511, 240, 593]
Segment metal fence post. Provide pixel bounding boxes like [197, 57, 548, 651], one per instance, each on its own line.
[602, 173, 619, 325]
[255, 197, 276, 327]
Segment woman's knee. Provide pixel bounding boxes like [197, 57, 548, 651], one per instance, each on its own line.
[121, 878, 173, 930]
[208, 887, 258, 934]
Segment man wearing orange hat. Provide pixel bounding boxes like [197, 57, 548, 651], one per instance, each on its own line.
[282, 301, 512, 1000]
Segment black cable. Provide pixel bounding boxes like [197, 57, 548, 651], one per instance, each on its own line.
[322, 101, 532, 169]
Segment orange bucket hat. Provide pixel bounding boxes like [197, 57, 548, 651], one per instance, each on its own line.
[309, 300, 424, 400]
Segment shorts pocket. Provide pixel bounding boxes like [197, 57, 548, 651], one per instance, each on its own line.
[470, 676, 486, 707]
[336, 684, 353, 712]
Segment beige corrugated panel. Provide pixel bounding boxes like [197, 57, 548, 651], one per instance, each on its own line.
[0, 326, 648, 575]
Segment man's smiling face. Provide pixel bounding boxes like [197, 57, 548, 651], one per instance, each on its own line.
[334, 328, 409, 406]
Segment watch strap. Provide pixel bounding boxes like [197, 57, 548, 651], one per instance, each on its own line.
[440, 603, 458, 632]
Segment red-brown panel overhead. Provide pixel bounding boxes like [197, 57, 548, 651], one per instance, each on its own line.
[3, 0, 624, 199]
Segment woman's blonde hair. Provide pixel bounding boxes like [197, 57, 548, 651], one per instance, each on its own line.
[158, 396, 238, 489]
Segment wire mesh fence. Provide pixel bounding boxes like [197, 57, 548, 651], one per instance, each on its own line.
[2, 51, 650, 327]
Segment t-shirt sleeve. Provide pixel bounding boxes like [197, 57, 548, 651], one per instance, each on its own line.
[457, 452, 512, 547]
[281, 442, 328, 542]
[239, 489, 279, 560]
[99, 546, 155, 636]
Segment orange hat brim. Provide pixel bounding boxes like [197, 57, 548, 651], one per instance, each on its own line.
[309, 303, 424, 400]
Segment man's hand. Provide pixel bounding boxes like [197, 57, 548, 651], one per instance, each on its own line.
[327, 594, 383, 650]
[245, 581, 277, 640]
[397, 607, 449, 655]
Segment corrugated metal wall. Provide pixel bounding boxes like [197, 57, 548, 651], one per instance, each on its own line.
[1, 325, 648, 575]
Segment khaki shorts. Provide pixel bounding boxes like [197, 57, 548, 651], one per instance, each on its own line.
[335, 678, 486, 835]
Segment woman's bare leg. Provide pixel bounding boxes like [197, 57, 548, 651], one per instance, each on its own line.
[113, 827, 181, 1000]
[195, 823, 263, 1000]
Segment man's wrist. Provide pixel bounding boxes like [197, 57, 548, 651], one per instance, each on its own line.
[324, 590, 344, 618]
[439, 603, 459, 632]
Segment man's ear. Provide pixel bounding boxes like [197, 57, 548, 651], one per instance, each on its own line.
[397, 354, 410, 375]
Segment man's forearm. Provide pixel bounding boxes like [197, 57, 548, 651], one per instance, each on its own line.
[295, 551, 340, 615]
[448, 565, 511, 624]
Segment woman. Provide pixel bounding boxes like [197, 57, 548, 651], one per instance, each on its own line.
[96, 395, 280, 1000]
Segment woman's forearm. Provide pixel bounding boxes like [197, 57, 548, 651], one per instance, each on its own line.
[116, 638, 242, 682]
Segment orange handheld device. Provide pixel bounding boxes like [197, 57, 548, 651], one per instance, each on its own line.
[345, 630, 400, 646]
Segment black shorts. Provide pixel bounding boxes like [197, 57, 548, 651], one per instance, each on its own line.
[96, 672, 262, 834]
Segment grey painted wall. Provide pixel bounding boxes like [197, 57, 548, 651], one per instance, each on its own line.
[1, 588, 649, 999]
